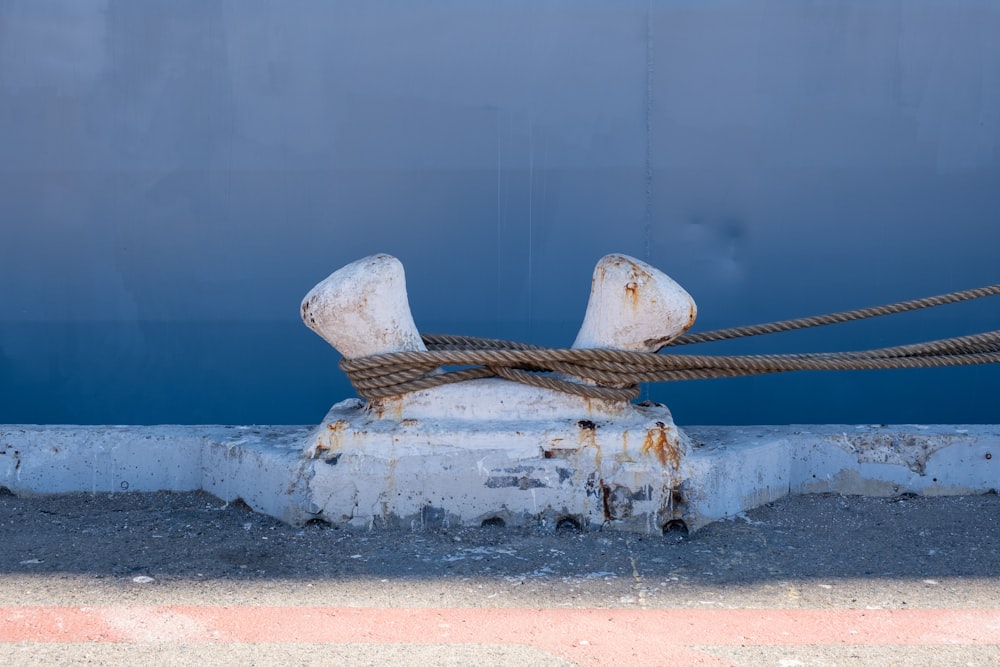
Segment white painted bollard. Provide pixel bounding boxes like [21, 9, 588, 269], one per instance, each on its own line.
[573, 254, 697, 352]
[301, 253, 698, 419]
[301, 254, 426, 358]
[299, 253, 697, 533]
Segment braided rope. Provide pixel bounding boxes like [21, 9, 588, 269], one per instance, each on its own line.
[338, 284, 1000, 400]
[669, 284, 1000, 346]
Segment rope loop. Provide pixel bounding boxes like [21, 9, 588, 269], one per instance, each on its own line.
[337, 284, 1000, 400]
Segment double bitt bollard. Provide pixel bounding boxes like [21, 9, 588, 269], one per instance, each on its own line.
[299, 253, 699, 532]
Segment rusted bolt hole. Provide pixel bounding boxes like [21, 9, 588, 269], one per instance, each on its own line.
[661, 519, 689, 537]
[481, 516, 506, 528]
[556, 516, 583, 533]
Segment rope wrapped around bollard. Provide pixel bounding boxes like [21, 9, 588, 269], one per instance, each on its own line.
[339, 284, 1000, 401]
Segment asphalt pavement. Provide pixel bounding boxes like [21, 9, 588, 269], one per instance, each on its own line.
[1, 489, 998, 665]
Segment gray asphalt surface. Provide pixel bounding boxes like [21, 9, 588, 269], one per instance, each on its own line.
[2, 489, 999, 666]
[2, 489, 998, 608]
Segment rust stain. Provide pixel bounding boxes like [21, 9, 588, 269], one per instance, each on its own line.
[577, 420, 601, 469]
[315, 419, 350, 453]
[625, 281, 639, 309]
[641, 422, 682, 468]
[621, 262, 654, 312]
[367, 398, 403, 421]
[616, 430, 634, 463]
[599, 478, 613, 521]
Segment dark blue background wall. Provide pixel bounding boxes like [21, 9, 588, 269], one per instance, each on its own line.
[2, 1, 998, 425]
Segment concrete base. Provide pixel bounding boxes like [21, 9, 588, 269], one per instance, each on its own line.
[304, 396, 689, 532]
[2, 421, 996, 534]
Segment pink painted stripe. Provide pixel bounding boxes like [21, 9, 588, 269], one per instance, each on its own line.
[3, 607, 999, 667]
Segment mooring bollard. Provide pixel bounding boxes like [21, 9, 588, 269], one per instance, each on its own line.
[299, 253, 699, 533]
[573, 253, 696, 353]
[301, 253, 426, 359]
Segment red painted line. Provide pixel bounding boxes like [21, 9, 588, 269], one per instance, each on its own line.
[3, 607, 999, 667]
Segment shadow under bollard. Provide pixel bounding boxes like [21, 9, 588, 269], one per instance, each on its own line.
[0, 489, 998, 610]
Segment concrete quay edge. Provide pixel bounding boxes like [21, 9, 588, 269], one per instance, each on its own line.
[1, 423, 996, 534]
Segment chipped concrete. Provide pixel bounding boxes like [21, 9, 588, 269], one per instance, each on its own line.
[1, 422, 995, 534]
[303, 396, 689, 533]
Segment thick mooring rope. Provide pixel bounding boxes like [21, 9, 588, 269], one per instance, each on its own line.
[339, 284, 1000, 401]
